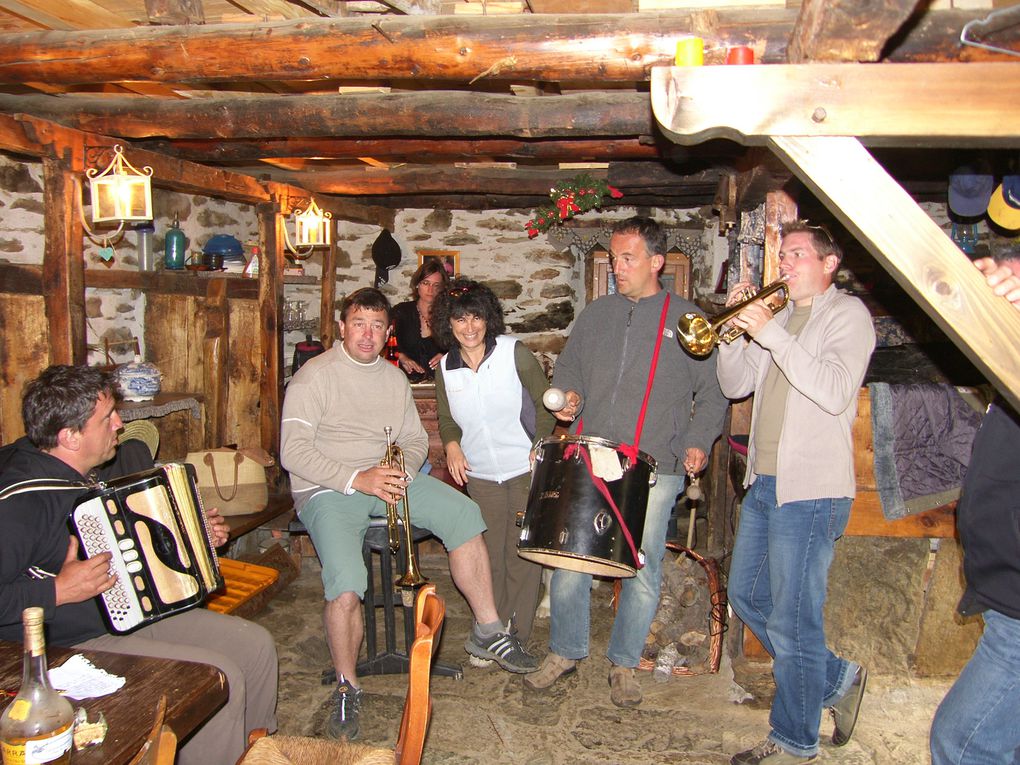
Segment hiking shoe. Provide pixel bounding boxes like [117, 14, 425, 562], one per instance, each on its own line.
[324, 680, 363, 741]
[523, 652, 577, 691]
[608, 664, 642, 708]
[730, 739, 816, 764]
[830, 664, 868, 746]
[465, 627, 539, 673]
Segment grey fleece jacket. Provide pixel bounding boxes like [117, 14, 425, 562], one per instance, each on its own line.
[552, 289, 727, 476]
[716, 283, 875, 505]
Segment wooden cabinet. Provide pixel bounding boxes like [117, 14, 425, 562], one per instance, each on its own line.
[589, 250, 692, 301]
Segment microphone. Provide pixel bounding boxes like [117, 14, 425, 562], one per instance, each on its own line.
[542, 387, 567, 412]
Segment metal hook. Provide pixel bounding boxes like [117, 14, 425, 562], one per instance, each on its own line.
[960, 6, 1020, 58]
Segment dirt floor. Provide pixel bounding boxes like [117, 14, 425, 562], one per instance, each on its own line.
[252, 555, 952, 764]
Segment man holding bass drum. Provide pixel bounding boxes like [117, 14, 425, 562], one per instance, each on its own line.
[523, 216, 727, 708]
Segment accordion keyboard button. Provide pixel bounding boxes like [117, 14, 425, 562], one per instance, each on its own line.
[126, 561, 144, 573]
[122, 549, 138, 562]
[118, 539, 135, 551]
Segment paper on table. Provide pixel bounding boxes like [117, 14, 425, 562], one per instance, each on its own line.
[49, 654, 126, 700]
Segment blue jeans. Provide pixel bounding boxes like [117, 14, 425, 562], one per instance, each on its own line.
[548, 473, 681, 668]
[728, 475, 857, 757]
[930, 609, 1020, 765]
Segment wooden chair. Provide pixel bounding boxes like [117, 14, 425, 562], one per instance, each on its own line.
[237, 583, 445, 765]
[127, 695, 177, 765]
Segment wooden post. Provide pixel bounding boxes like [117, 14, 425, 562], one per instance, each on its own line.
[320, 234, 337, 349]
[258, 201, 284, 468]
[203, 278, 229, 447]
[41, 154, 85, 365]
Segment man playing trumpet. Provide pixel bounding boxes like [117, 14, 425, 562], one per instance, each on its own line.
[718, 222, 875, 765]
[281, 287, 537, 743]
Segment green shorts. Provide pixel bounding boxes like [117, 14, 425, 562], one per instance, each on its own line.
[298, 473, 486, 601]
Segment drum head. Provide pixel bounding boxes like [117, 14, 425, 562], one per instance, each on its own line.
[518, 548, 636, 578]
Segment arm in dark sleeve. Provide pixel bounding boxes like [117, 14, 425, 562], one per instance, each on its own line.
[434, 364, 464, 447]
[514, 341, 556, 440]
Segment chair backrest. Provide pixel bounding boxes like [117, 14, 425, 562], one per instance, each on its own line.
[393, 583, 445, 765]
[127, 695, 178, 765]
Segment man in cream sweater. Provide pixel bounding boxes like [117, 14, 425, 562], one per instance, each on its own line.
[281, 287, 536, 742]
[718, 222, 875, 765]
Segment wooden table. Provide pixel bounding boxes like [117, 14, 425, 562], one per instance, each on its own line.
[0, 640, 227, 764]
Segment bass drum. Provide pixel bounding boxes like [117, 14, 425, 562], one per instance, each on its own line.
[518, 435, 657, 578]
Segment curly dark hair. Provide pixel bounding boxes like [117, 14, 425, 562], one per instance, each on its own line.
[409, 259, 449, 301]
[22, 365, 120, 449]
[340, 287, 391, 322]
[431, 279, 506, 350]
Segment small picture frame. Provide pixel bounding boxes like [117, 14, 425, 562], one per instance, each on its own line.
[416, 249, 459, 279]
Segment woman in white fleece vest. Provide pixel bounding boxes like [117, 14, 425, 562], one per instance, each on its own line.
[432, 279, 555, 646]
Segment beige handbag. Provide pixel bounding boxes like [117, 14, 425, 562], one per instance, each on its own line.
[184, 447, 274, 516]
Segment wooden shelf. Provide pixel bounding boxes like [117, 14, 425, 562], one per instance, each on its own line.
[118, 391, 204, 422]
[84, 268, 259, 298]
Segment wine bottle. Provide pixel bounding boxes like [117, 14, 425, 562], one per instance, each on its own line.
[0, 608, 75, 765]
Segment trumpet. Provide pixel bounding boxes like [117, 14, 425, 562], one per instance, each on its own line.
[381, 426, 428, 604]
[677, 279, 790, 357]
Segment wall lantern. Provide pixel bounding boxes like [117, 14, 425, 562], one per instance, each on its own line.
[284, 197, 332, 260]
[87, 144, 153, 225]
[77, 145, 154, 258]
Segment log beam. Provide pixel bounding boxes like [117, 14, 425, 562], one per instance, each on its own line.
[0, 9, 1012, 87]
[650, 63, 1020, 148]
[41, 156, 85, 366]
[770, 135, 1020, 413]
[0, 92, 657, 141]
[789, 0, 920, 62]
[137, 137, 672, 163]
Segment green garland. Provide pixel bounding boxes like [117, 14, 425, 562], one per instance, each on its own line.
[525, 173, 623, 238]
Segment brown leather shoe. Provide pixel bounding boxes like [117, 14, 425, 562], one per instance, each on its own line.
[608, 664, 642, 707]
[523, 653, 576, 691]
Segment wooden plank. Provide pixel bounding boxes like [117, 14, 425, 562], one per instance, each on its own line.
[769, 135, 1020, 414]
[789, 0, 919, 62]
[0, 294, 48, 444]
[226, 297, 261, 450]
[763, 189, 797, 286]
[85, 269, 260, 299]
[8, 0, 134, 29]
[650, 63, 1020, 147]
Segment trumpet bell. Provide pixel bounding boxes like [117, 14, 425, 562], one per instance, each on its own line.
[676, 312, 717, 358]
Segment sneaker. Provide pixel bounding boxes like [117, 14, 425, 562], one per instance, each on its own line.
[523, 652, 577, 691]
[730, 739, 816, 764]
[465, 627, 539, 673]
[324, 680, 363, 741]
[830, 664, 868, 746]
[608, 664, 642, 708]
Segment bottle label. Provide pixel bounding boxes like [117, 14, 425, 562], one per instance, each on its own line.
[1, 723, 73, 765]
[25, 725, 72, 765]
[5, 701, 30, 723]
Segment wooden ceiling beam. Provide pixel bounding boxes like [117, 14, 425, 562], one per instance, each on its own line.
[651, 63, 1020, 148]
[789, 0, 920, 62]
[0, 9, 1012, 86]
[0, 91, 657, 140]
[266, 160, 722, 195]
[770, 135, 1020, 413]
[136, 136, 673, 162]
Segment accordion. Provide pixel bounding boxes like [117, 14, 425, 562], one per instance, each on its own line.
[70, 463, 224, 633]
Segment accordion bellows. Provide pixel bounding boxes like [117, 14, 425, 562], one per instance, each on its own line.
[71, 463, 223, 633]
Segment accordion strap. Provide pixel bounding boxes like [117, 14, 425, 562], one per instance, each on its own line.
[0, 478, 89, 502]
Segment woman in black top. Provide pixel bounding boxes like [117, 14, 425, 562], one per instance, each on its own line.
[392, 260, 448, 380]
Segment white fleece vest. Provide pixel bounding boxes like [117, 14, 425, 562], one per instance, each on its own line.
[441, 336, 532, 482]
